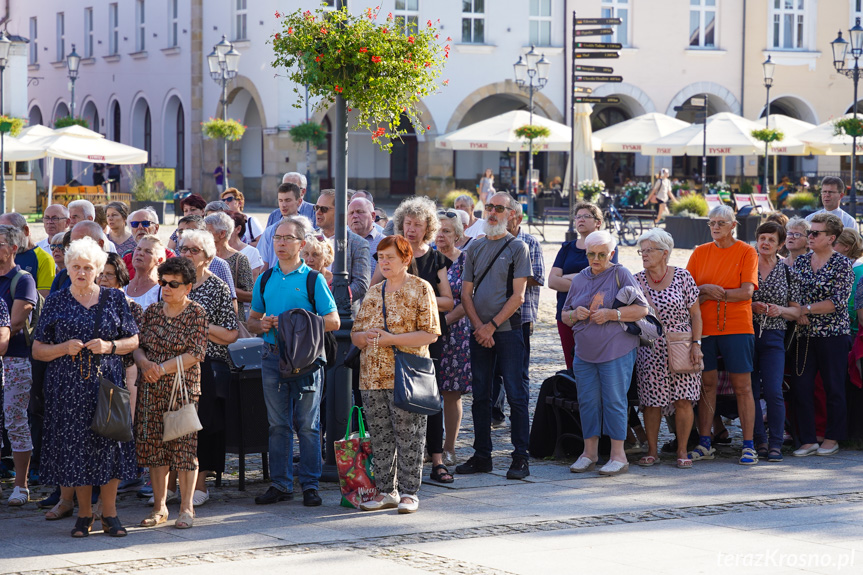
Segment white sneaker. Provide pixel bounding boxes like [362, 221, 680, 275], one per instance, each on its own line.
[7, 486, 29, 506]
[192, 489, 210, 506]
[359, 491, 399, 511]
[398, 494, 419, 514]
[148, 489, 179, 505]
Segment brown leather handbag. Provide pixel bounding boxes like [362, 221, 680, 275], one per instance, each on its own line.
[638, 275, 703, 374]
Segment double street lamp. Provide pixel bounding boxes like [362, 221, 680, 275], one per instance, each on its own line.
[0, 32, 10, 213]
[831, 17, 863, 218]
[208, 35, 241, 190]
[513, 45, 550, 225]
[761, 55, 775, 197]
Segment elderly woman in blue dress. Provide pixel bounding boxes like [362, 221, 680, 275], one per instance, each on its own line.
[560, 230, 648, 476]
[33, 237, 140, 538]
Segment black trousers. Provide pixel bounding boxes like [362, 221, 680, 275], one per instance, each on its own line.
[790, 335, 849, 444]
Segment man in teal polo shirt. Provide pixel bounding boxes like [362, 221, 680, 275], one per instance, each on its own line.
[248, 216, 339, 507]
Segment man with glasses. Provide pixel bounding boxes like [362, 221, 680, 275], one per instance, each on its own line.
[314, 189, 370, 307]
[248, 216, 340, 507]
[265, 172, 316, 228]
[805, 176, 856, 229]
[348, 197, 383, 274]
[258, 182, 314, 272]
[456, 192, 533, 480]
[122, 208, 174, 275]
[36, 205, 70, 253]
[454, 194, 486, 238]
[686, 204, 759, 466]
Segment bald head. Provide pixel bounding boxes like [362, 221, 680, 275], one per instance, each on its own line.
[348, 197, 375, 237]
[71, 221, 108, 251]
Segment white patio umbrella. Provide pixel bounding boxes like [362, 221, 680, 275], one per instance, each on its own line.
[563, 103, 598, 192]
[757, 114, 816, 185]
[797, 113, 863, 155]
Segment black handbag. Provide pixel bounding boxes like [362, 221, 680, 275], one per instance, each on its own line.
[89, 291, 134, 442]
[381, 280, 441, 415]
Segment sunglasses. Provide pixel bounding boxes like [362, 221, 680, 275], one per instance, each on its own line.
[223, 196, 236, 203]
[158, 279, 187, 289]
[130, 220, 154, 228]
[438, 210, 458, 219]
[806, 230, 826, 238]
[586, 252, 609, 260]
[375, 215, 386, 223]
[178, 246, 203, 255]
[485, 204, 510, 214]
[50, 243, 65, 251]
[314, 205, 331, 214]
[707, 221, 732, 228]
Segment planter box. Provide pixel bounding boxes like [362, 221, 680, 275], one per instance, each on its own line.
[130, 200, 167, 223]
[781, 208, 801, 219]
[736, 214, 762, 243]
[664, 216, 712, 249]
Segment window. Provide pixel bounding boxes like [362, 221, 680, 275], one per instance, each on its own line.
[144, 107, 152, 166]
[395, 0, 419, 35]
[600, 0, 629, 47]
[135, 0, 146, 51]
[771, 0, 806, 49]
[854, 0, 862, 24]
[29, 18, 37, 64]
[689, 0, 716, 48]
[109, 3, 119, 55]
[530, 0, 553, 46]
[462, 0, 485, 44]
[234, 0, 248, 40]
[169, 0, 179, 47]
[56, 12, 65, 62]
[84, 8, 94, 58]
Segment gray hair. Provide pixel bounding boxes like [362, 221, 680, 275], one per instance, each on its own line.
[45, 204, 69, 218]
[204, 212, 235, 237]
[64, 236, 107, 273]
[282, 171, 307, 189]
[51, 232, 67, 244]
[454, 194, 475, 208]
[72, 220, 108, 245]
[393, 196, 440, 244]
[130, 207, 160, 224]
[0, 224, 22, 251]
[277, 214, 312, 240]
[708, 205, 735, 222]
[786, 216, 810, 232]
[0, 212, 27, 230]
[637, 227, 674, 261]
[204, 200, 230, 213]
[179, 229, 217, 260]
[438, 210, 465, 239]
[136, 234, 166, 260]
[453, 209, 470, 230]
[491, 191, 519, 211]
[68, 199, 96, 219]
[584, 229, 617, 253]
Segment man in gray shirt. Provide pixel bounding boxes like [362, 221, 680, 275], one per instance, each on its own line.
[456, 192, 533, 480]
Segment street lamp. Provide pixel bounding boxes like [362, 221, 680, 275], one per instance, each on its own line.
[762, 55, 775, 197]
[832, 17, 863, 217]
[513, 45, 549, 226]
[65, 44, 81, 118]
[208, 35, 240, 190]
[0, 31, 11, 214]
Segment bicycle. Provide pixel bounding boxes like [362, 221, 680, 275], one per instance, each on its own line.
[598, 190, 638, 246]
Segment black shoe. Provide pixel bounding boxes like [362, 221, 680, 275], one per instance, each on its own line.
[38, 486, 62, 509]
[491, 418, 506, 429]
[302, 489, 322, 507]
[506, 457, 530, 480]
[455, 455, 493, 474]
[255, 486, 293, 505]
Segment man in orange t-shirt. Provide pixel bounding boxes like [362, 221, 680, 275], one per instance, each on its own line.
[686, 205, 759, 465]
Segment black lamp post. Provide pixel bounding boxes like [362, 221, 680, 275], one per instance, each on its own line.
[208, 35, 241, 190]
[0, 32, 10, 214]
[65, 44, 81, 118]
[761, 55, 775, 196]
[513, 45, 549, 226]
[832, 17, 863, 218]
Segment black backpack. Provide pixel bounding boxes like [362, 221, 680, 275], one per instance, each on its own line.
[259, 268, 339, 369]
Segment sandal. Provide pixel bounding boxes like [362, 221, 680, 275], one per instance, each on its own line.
[45, 499, 75, 521]
[71, 516, 94, 538]
[637, 455, 659, 467]
[739, 447, 759, 465]
[139, 506, 169, 528]
[101, 516, 128, 537]
[768, 448, 784, 462]
[430, 464, 454, 484]
[713, 430, 731, 445]
[687, 444, 716, 461]
[174, 511, 194, 529]
[756, 445, 769, 460]
[677, 458, 693, 469]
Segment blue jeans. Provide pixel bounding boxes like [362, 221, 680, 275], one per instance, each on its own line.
[492, 322, 532, 422]
[572, 348, 636, 441]
[752, 329, 786, 450]
[469, 329, 530, 459]
[261, 345, 323, 493]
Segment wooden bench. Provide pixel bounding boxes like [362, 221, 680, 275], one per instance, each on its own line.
[619, 208, 657, 234]
[541, 206, 571, 225]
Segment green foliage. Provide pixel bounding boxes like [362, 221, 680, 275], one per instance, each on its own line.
[834, 117, 863, 138]
[130, 173, 166, 202]
[202, 118, 246, 141]
[671, 194, 709, 217]
[288, 121, 328, 147]
[514, 124, 551, 140]
[621, 181, 652, 207]
[0, 116, 26, 137]
[787, 192, 817, 209]
[441, 189, 475, 208]
[53, 116, 88, 130]
[739, 179, 754, 195]
[270, 6, 448, 151]
[751, 128, 784, 143]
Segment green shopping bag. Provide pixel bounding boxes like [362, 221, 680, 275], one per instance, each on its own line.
[334, 406, 377, 508]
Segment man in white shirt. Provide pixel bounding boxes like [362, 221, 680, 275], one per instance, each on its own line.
[36, 204, 70, 252]
[66, 199, 117, 253]
[455, 194, 486, 238]
[805, 176, 857, 229]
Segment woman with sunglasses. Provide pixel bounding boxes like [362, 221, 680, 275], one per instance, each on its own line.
[134, 257, 208, 529]
[126, 235, 166, 309]
[50, 232, 69, 273]
[220, 188, 263, 245]
[105, 202, 136, 256]
[788, 213, 854, 457]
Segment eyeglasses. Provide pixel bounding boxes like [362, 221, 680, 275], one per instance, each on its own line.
[574, 214, 596, 221]
[178, 246, 203, 255]
[806, 230, 825, 238]
[273, 234, 302, 242]
[98, 272, 116, 280]
[314, 205, 331, 214]
[158, 279, 187, 289]
[586, 252, 609, 260]
[223, 196, 236, 203]
[43, 216, 65, 223]
[130, 220, 154, 228]
[786, 232, 805, 239]
[637, 248, 661, 256]
[50, 244, 65, 251]
[485, 204, 510, 214]
[707, 221, 732, 228]
[375, 215, 385, 223]
[438, 210, 458, 219]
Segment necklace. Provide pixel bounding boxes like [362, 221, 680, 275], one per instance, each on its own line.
[648, 265, 669, 284]
[72, 286, 98, 307]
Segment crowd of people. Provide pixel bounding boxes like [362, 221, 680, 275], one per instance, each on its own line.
[0, 173, 860, 534]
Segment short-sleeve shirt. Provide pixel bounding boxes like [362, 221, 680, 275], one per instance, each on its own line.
[687, 240, 759, 337]
[351, 274, 441, 390]
[251, 260, 337, 345]
[806, 207, 857, 229]
[0, 266, 38, 357]
[241, 245, 264, 271]
[16, 247, 55, 291]
[797, 251, 854, 337]
[552, 240, 619, 321]
[517, 228, 545, 325]
[753, 261, 801, 332]
[463, 234, 532, 332]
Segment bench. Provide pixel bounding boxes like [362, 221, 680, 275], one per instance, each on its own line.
[619, 208, 656, 234]
[541, 206, 571, 225]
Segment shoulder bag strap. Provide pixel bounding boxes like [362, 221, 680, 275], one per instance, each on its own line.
[92, 289, 107, 371]
[472, 237, 514, 292]
[306, 269, 319, 315]
[381, 279, 388, 332]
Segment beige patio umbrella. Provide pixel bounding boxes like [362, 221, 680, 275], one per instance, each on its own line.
[797, 113, 863, 155]
[562, 103, 599, 193]
[761, 114, 816, 185]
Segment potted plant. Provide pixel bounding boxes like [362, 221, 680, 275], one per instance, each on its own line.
[577, 179, 605, 203]
[288, 121, 328, 148]
[201, 117, 246, 141]
[129, 173, 169, 222]
[53, 116, 89, 130]
[664, 194, 711, 249]
[621, 181, 652, 208]
[834, 117, 863, 138]
[514, 124, 551, 154]
[0, 116, 26, 137]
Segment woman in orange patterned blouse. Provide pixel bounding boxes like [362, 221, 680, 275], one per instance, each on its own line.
[351, 235, 441, 514]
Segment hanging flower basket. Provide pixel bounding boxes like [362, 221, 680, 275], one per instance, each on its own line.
[0, 116, 26, 137]
[834, 117, 863, 139]
[202, 117, 246, 141]
[288, 121, 328, 147]
[578, 179, 605, 202]
[514, 124, 551, 141]
[270, 6, 448, 151]
[53, 116, 88, 130]
[751, 128, 784, 143]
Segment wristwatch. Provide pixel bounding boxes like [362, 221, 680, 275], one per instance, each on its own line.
[694, 340, 702, 346]
[806, 304, 812, 314]
[615, 309, 622, 321]
[110, 341, 117, 355]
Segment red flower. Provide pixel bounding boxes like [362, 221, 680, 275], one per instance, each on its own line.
[387, 12, 393, 19]
[427, 20, 433, 27]
[372, 127, 386, 138]
[381, 27, 388, 34]
[443, 79, 449, 86]
[288, 27, 293, 34]
[424, 61, 430, 67]
[320, 27, 328, 34]
[426, 125, 431, 130]
[372, 56, 382, 63]
[274, 33, 281, 40]
[446, 37, 452, 42]
[275, 10, 281, 18]
[408, 36, 415, 44]
[315, 54, 323, 62]
[359, 47, 368, 53]
[335, 85, 343, 93]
